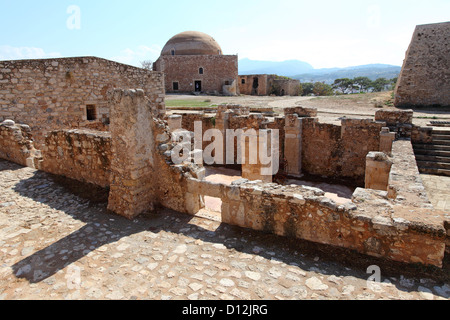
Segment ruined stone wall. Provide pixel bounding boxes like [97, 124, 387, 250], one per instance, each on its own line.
[238, 75, 300, 96]
[154, 55, 238, 95]
[0, 120, 36, 167]
[187, 177, 446, 267]
[394, 22, 450, 107]
[0, 57, 165, 147]
[238, 75, 269, 96]
[388, 139, 432, 208]
[38, 129, 112, 188]
[107, 89, 205, 219]
[270, 78, 301, 96]
[302, 118, 383, 185]
[375, 109, 413, 138]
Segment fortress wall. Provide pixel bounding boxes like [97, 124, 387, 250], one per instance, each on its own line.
[394, 22, 450, 107]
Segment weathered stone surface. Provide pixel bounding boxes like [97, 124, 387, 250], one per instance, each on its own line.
[0, 57, 165, 147]
[0, 120, 37, 167]
[395, 22, 450, 107]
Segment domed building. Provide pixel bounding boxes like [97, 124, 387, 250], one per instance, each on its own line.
[153, 31, 238, 95]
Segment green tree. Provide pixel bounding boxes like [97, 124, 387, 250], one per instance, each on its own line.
[332, 78, 353, 94]
[353, 77, 372, 93]
[301, 82, 314, 96]
[313, 82, 333, 96]
[372, 78, 389, 92]
[297, 83, 304, 96]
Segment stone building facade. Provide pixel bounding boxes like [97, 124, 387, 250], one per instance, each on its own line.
[239, 74, 301, 96]
[394, 21, 450, 107]
[0, 56, 165, 146]
[153, 31, 239, 96]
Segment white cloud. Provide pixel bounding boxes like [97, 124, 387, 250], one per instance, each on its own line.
[110, 45, 162, 67]
[0, 46, 62, 61]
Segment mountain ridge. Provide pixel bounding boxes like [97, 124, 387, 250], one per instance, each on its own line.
[239, 58, 401, 84]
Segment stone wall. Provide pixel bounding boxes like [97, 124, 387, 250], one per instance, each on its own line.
[154, 55, 238, 95]
[238, 75, 301, 96]
[38, 129, 112, 188]
[394, 22, 450, 107]
[302, 118, 384, 185]
[238, 75, 269, 96]
[271, 78, 301, 96]
[388, 139, 432, 208]
[170, 106, 385, 184]
[0, 120, 37, 167]
[186, 175, 446, 267]
[107, 89, 205, 219]
[0, 56, 165, 147]
[375, 109, 413, 138]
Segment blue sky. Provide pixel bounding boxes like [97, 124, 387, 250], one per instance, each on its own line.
[0, 0, 449, 68]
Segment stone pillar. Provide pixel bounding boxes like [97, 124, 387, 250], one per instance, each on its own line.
[241, 129, 274, 183]
[284, 114, 302, 175]
[365, 152, 393, 191]
[107, 89, 157, 219]
[215, 105, 230, 165]
[167, 115, 182, 131]
[379, 127, 396, 156]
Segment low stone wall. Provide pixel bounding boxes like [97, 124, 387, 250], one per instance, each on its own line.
[38, 129, 112, 188]
[0, 120, 36, 167]
[375, 109, 413, 138]
[388, 139, 432, 207]
[186, 175, 446, 267]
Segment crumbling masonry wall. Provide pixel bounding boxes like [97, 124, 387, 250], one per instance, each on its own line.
[38, 129, 112, 188]
[0, 57, 165, 147]
[186, 173, 446, 267]
[301, 118, 384, 185]
[0, 120, 36, 167]
[238, 75, 301, 96]
[394, 22, 450, 107]
[107, 89, 205, 219]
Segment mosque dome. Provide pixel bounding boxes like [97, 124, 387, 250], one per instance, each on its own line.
[161, 31, 223, 56]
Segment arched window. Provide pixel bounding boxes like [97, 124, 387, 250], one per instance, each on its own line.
[171, 49, 175, 56]
[199, 67, 204, 75]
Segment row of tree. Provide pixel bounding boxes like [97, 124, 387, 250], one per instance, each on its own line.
[299, 77, 398, 96]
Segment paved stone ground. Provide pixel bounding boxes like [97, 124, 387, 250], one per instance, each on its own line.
[421, 174, 450, 212]
[0, 159, 449, 300]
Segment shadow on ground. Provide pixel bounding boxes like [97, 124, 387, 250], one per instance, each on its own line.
[8, 167, 450, 298]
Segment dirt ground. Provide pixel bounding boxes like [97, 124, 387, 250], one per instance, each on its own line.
[166, 92, 450, 126]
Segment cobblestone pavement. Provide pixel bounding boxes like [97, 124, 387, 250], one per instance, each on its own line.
[0, 159, 449, 300]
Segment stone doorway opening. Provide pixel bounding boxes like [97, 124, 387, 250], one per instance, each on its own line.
[195, 81, 202, 92]
[252, 77, 259, 95]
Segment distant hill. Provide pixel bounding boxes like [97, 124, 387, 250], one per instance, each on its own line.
[239, 59, 401, 84]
